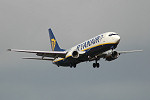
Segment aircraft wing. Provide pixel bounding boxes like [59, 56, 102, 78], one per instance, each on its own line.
[91, 50, 143, 61]
[8, 49, 67, 58]
[22, 57, 54, 61]
[118, 50, 143, 54]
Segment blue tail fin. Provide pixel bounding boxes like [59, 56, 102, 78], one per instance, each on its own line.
[48, 29, 65, 51]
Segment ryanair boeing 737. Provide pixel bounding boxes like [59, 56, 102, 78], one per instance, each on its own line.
[8, 28, 142, 68]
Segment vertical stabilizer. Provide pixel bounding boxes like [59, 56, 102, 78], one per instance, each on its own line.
[49, 29, 65, 51]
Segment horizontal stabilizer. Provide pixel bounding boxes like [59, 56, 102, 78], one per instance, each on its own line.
[22, 57, 54, 61]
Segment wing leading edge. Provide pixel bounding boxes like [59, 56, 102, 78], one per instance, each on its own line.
[118, 50, 143, 54]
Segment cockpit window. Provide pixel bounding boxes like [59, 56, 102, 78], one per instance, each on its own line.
[109, 33, 118, 36]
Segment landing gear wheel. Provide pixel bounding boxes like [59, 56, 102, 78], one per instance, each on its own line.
[70, 64, 76, 68]
[93, 63, 97, 68]
[93, 58, 100, 68]
[73, 64, 76, 68]
[70, 64, 72, 68]
[97, 63, 100, 68]
[93, 62, 100, 68]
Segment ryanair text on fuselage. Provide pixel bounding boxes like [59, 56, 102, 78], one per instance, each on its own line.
[77, 35, 104, 51]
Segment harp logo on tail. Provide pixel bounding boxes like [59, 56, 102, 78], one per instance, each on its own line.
[51, 38, 56, 51]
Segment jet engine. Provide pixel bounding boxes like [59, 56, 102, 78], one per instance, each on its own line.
[65, 50, 79, 58]
[105, 51, 119, 61]
[72, 51, 79, 58]
[66, 50, 85, 59]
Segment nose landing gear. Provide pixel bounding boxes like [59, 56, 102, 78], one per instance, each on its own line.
[93, 63, 100, 68]
[93, 59, 100, 68]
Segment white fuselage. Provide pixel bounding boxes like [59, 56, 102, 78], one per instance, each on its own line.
[53, 32, 120, 65]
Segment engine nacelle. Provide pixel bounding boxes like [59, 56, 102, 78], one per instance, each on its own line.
[72, 51, 79, 58]
[105, 51, 119, 61]
[66, 50, 79, 58]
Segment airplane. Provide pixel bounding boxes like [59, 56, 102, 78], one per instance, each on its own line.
[8, 28, 142, 68]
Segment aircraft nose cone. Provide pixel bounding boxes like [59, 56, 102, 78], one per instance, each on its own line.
[113, 35, 120, 43]
[114, 35, 120, 43]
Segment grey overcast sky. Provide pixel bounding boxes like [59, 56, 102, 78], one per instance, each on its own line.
[0, 0, 150, 100]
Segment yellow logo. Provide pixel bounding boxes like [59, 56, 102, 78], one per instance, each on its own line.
[51, 38, 56, 51]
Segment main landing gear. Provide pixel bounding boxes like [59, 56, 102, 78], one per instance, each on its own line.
[93, 59, 100, 68]
[70, 64, 76, 68]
